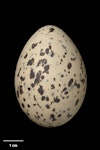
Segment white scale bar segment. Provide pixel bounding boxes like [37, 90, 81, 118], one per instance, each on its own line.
[3, 140, 24, 142]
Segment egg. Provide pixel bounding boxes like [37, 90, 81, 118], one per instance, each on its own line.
[14, 25, 87, 127]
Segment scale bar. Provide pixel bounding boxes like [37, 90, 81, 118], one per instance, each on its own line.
[3, 140, 24, 142]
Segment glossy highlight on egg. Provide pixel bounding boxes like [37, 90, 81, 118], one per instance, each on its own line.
[14, 25, 87, 127]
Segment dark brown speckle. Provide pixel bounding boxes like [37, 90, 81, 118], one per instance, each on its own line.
[54, 96, 60, 103]
[44, 65, 50, 72]
[60, 59, 63, 63]
[63, 110, 66, 113]
[50, 114, 56, 121]
[49, 28, 55, 32]
[61, 74, 64, 78]
[37, 103, 42, 109]
[20, 76, 25, 81]
[45, 104, 50, 109]
[23, 98, 26, 101]
[74, 81, 80, 89]
[52, 108, 55, 112]
[24, 53, 28, 59]
[33, 104, 36, 106]
[27, 58, 34, 66]
[27, 104, 30, 108]
[45, 48, 49, 54]
[30, 69, 35, 79]
[43, 119, 46, 122]
[41, 75, 44, 79]
[45, 48, 55, 57]
[46, 97, 49, 101]
[35, 115, 40, 120]
[31, 71, 41, 87]
[49, 45, 51, 49]
[37, 59, 47, 67]
[68, 71, 70, 74]
[58, 114, 62, 117]
[40, 52, 45, 56]
[28, 87, 31, 91]
[21, 103, 24, 108]
[39, 41, 42, 44]
[51, 50, 55, 57]
[59, 40, 62, 43]
[53, 77, 56, 81]
[38, 85, 44, 95]
[67, 63, 72, 69]
[32, 43, 37, 49]
[68, 78, 74, 87]
[49, 37, 53, 40]
[17, 67, 21, 77]
[33, 95, 36, 100]
[59, 84, 61, 87]
[75, 99, 79, 106]
[41, 96, 45, 101]
[67, 113, 72, 118]
[62, 45, 66, 50]
[81, 79, 85, 85]
[19, 86, 24, 94]
[64, 91, 68, 95]
[51, 84, 55, 89]
[61, 87, 67, 93]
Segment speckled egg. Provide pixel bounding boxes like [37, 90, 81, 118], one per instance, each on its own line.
[14, 25, 87, 127]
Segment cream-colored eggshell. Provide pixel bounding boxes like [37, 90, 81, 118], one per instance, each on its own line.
[14, 25, 87, 127]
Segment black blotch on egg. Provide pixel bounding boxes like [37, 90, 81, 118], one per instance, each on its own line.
[74, 81, 80, 89]
[45, 104, 50, 109]
[38, 85, 44, 95]
[30, 69, 35, 79]
[75, 99, 79, 106]
[32, 43, 38, 49]
[49, 28, 55, 32]
[20, 76, 25, 81]
[37, 59, 47, 67]
[24, 53, 28, 59]
[50, 114, 56, 121]
[27, 58, 34, 66]
[68, 78, 73, 87]
[44, 65, 50, 72]
[67, 63, 72, 69]
[54, 96, 60, 103]
[21, 103, 25, 108]
[19, 85, 24, 94]
[41, 96, 45, 101]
